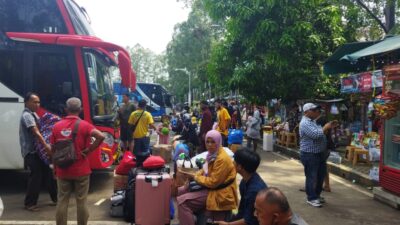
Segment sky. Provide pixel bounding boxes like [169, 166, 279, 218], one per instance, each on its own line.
[74, 0, 190, 54]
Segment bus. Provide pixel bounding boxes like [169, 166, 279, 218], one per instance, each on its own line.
[0, 0, 136, 169]
[114, 82, 173, 117]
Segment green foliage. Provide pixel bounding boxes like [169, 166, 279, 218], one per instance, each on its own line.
[127, 44, 168, 84]
[165, 0, 399, 103]
[166, 1, 214, 102]
[203, 0, 349, 103]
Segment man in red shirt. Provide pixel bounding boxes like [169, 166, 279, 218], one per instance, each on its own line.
[50, 97, 104, 225]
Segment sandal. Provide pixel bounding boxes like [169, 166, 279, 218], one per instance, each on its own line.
[24, 205, 39, 212]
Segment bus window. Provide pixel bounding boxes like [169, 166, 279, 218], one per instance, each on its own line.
[83, 50, 115, 117]
[0, 0, 68, 34]
[64, 0, 95, 35]
[32, 49, 81, 115]
[0, 50, 24, 96]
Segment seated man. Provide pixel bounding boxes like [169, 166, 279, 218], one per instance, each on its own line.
[217, 148, 267, 225]
[254, 187, 308, 225]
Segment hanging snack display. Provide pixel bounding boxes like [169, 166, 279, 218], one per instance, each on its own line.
[383, 64, 400, 96]
[374, 94, 400, 120]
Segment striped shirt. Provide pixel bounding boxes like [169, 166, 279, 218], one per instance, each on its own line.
[299, 116, 326, 153]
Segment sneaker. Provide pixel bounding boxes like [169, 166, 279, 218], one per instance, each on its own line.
[306, 199, 322, 207]
[319, 197, 326, 204]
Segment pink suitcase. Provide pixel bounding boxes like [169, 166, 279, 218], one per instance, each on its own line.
[135, 171, 171, 225]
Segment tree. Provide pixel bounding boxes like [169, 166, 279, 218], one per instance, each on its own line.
[127, 44, 167, 83]
[354, 0, 399, 34]
[203, 0, 352, 103]
[166, 1, 214, 102]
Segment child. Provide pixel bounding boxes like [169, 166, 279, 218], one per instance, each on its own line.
[157, 115, 171, 144]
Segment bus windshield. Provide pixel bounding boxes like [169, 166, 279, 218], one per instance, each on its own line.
[0, 0, 68, 34]
[83, 49, 115, 118]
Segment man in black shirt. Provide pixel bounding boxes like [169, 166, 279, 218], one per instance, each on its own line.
[118, 93, 136, 150]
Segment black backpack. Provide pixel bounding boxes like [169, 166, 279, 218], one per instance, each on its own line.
[123, 168, 138, 223]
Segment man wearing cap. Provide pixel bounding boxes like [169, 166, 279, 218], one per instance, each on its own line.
[299, 103, 337, 207]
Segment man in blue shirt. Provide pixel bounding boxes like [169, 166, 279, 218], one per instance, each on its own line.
[216, 148, 267, 225]
[299, 103, 337, 208]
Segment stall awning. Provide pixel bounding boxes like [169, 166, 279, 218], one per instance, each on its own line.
[323, 41, 379, 75]
[341, 36, 400, 62]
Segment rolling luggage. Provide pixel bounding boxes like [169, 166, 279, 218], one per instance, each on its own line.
[135, 170, 171, 225]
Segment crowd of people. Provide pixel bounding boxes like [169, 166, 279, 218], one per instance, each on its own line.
[18, 92, 318, 225]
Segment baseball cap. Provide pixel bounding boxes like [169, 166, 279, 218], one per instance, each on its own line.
[303, 103, 321, 112]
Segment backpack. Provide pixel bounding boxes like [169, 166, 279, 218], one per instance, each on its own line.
[52, 120, 80, 168]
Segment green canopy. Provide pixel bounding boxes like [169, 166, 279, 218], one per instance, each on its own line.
[323, 41, 379, 75]
[341, 36, 400, 62]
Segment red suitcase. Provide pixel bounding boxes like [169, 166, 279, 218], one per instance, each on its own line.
[135, 171, 171, 225]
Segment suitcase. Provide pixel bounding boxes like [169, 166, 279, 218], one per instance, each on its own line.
[135, 170, 171, 225]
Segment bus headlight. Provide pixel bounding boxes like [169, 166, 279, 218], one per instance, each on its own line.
[102, 132, 114, 147]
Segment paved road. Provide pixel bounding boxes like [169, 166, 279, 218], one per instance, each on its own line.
[0, 146, 399, 224]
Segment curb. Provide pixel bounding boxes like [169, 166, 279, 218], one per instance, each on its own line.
[273, 144, 378, 188]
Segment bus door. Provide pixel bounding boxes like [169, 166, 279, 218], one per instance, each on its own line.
[25, 44, 81, 116]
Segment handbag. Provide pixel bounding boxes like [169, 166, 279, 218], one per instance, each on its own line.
[188, 180, 205, 192]
[52, 119, 80, 168]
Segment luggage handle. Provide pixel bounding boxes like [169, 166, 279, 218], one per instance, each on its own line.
[145, 175, 163, 183]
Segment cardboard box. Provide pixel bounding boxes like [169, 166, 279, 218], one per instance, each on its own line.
[113, 170, 128, 191]
[152, 144, 172, 163]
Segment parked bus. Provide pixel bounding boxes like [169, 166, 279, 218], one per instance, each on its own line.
[0, 0, 136, 169]
[114, 82, 173, 117]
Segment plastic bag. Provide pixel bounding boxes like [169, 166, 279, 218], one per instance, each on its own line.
[369, 148, 380, 162]
[115, 151, 136, 175]
[327, 151, 342, 164]
[369, 166, 379, 181]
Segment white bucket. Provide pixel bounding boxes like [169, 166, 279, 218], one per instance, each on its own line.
[263, 133, 273, 151]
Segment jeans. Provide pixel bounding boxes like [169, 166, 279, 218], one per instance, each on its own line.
[133, 137, 150, 155]
[24, 153, 57, 207]
[56, 175, 90, 225]
[300, 152, 326, 201]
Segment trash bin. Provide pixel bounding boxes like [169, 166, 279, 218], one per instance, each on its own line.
[262, 126, 273, 151]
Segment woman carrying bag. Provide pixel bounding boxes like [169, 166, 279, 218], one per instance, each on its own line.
[176, 130, 238, 225]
